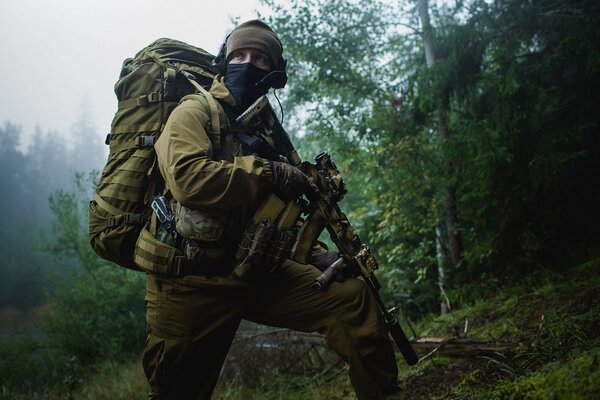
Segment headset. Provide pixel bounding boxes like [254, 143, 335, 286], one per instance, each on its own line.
[212, 26, 288, 90]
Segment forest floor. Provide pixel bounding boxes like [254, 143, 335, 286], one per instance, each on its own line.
[3, 258, 599, 399]
[210, 257, 600, 399]
[400, 258, 600, 399]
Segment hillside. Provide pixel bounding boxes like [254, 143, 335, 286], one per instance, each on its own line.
[11, 258, 595, 400]
[403, 258, 600, 399]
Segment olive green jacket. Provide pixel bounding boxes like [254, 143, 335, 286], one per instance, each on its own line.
[155, 77, 274, 210]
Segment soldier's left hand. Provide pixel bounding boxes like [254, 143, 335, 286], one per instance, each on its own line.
[309, 251, 351, 282]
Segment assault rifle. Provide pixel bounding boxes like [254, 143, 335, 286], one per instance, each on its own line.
[237, 96, 419, 366]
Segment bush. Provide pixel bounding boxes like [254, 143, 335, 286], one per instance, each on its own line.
[43, 266, 146, 367]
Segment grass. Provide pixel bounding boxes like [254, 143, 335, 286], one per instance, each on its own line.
[72, 360, 148, 400]
[400, 258, 600, 399]
[2, 259, 599, 399]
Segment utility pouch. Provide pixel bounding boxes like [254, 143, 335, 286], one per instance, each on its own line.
[268, 229, 296, 266]
[135, 227, 227, 276]
[234, 194, 285, 280]
[267, 200, 302, 266]
[134, 227, 181, 275]
[174, 203, 227, 242]
[234, 219, 276, 279]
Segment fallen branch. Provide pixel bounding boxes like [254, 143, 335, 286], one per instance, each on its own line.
[411, 337, 513, 360]
[235, 329, 325, 345]
[235, 328, 513, 363]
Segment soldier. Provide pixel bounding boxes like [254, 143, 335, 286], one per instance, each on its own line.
[143, 20, 402, 399]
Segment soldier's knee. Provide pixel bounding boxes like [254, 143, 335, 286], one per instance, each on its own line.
[329, 278, 380, 325]
[336, 277, 371, 303]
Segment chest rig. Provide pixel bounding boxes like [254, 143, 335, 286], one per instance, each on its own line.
[141, 93, 307, 278]
[223, 96, 306, 280]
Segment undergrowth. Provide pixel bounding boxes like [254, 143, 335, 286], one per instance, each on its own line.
[2, 259, 598, 399]
[402, 258, 600, 399]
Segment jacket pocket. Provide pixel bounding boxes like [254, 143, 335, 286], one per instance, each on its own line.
[174, 203, 227, 242]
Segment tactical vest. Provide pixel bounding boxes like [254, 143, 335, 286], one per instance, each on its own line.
[133, 88, 308, 278]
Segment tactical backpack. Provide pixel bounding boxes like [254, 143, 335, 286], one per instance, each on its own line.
[89, 38, 221, 270]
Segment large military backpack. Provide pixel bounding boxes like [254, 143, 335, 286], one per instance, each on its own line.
[89, 38, 221, 270]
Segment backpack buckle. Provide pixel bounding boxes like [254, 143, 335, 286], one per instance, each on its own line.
[137, 135, 156, 148]
[107, 216, 119, 227]
[181, 71, 195, 80]
[123, 213, 144, 224]
[173, 257, 187, 277]
[147, 92, 160, 103]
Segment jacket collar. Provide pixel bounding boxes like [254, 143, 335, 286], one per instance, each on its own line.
[209, 76, 237, 108]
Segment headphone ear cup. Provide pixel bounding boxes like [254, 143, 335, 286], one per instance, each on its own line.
[279, 57, 287, 73]
[272, 57, 288, 89]
[212, 43, 227, 74]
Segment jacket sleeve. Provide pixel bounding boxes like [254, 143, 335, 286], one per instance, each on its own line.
[155, 97, 273, 209]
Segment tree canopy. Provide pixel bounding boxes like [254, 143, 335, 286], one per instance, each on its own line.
[264, 0, 600, 314]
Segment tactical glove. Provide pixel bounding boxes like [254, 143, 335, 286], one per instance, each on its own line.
[270, 161, 310, 201]
[310, 251, 340, 271]
[309, 251, 349, 283]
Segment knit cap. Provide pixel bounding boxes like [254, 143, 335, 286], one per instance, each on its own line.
[226, 20, 283, 67]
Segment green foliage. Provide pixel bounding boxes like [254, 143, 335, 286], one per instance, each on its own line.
[73, 360, 148, 400]
[0, 336, 46, 395]
[44, 172, 105, 271]
[0, 105, 106, 311]
[214, 369, 352, 400]
[402, 258, 600, 399]
[43, 267, 146, 366]
[264, 0, 600, 318]
[42, 173, 146, 366]
[0, 122, 47, 308]
[0, 172, 146, 398]
[479, 350, 600, 400]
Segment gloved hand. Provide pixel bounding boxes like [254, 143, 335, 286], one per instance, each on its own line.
[270, 161, 310, 201]
[309, 251, 350, 283]
[310, 251, 341, 271]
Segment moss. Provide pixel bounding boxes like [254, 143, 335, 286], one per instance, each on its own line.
[404, 258, 600, 400]
[452, 368, 483, 395]
[476, 350, 600, 400]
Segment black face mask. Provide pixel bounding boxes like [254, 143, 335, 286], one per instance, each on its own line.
[224, 63, 271, 109]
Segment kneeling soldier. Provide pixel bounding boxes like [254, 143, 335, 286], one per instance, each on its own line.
[140, 20, 402, 400]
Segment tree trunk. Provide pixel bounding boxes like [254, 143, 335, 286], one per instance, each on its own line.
[418, 0, 462, 269]
[436, 225, 451, 315]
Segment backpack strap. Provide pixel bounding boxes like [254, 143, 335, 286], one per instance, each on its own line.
[93, 192, 146, 227]
[118, 92, 164, 109]
[183, 75, 222, 152]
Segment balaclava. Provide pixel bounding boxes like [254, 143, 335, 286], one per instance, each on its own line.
[223, 20, 283, 109]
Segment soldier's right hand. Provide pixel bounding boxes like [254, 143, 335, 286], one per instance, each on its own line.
[270, 161, 310, 201]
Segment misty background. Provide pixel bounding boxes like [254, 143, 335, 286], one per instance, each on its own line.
[1, 0, 264, 148]
[1, 0, 599, 397]
[0, 0, 264, 309]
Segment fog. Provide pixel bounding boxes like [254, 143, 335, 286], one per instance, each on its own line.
[0, 0, 263, 149]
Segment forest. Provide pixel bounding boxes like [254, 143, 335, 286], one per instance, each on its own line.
[1, 0, 599, 398]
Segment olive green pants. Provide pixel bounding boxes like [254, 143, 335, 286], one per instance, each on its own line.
[143, 258, 399, 399]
